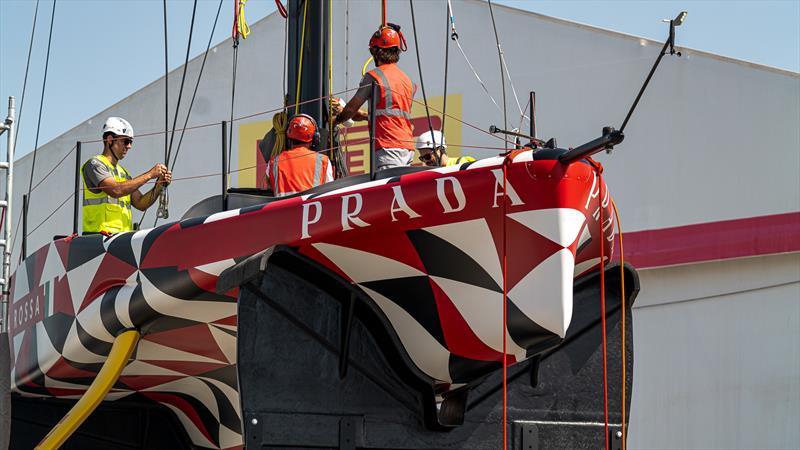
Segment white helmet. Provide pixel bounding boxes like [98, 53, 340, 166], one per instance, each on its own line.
[102, 117, 134, 138]
[415, 130, 446, 150]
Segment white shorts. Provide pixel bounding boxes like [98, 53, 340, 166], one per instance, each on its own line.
[375, 148, 414, 171]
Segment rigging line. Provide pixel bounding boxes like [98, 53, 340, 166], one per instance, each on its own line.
[453, 38, 502, 114]
[446, 0, 501, 116]
[599, 172, 610, 450]
[499, 45, 528, 125]
[441, 0, 451, 134]
[409, 0, 439, 165]
[282, 0, 288, 106]
[501, 156, 509, 450]
[29, 144, 77, 194]
[80, 85, 368, 145]
[487, 0, 507, 149]
[516, 96, 530, 138]
[612, 198, 627, 450]
[13, 0, 40, 151]
[228, 39, 239, 192]
[407, 97, 511, 145]
[169, 0, 225, 170]
[165, 0, 198, 166]
[343, 0, 350, 156]
[25, 191, 73, 239]
[25, 0, 57, 205]
[163, 0, 169, 164]
[148, 0, 170, 229]
[154, 0, 199, 229]
[294, 0, 309, 115]
[328, 0, 334, 159]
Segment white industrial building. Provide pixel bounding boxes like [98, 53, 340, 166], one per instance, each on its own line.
[3, 1, 798, 448]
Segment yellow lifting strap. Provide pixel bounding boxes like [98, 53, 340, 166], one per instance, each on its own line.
[35, 330, 141, 450]
[237, 0, 251, 39]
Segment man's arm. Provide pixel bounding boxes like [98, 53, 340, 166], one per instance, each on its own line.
[334, 76, 373, 123]
[96, 163, 165, 199]
[130, 170, 172, 211]
[337, 95, 369, 123]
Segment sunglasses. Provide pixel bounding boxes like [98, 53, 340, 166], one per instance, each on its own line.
[419, 152, 435, 162]
[117, 138, 133, 146]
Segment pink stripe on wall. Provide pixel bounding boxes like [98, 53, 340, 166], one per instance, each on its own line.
[619, 211, 800, 268]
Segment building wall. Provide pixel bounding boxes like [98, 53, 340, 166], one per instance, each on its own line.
[2, 1, 798, 447]
[629, 253, 800, 449]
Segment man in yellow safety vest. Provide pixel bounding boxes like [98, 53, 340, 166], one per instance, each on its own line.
[81, 117, 172, 234]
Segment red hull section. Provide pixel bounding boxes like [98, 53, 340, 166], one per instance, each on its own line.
[7, 151, 613, 448]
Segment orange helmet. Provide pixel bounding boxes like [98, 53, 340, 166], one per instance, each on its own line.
[369, 24, 407, 51]
[286, 114, 317, 143]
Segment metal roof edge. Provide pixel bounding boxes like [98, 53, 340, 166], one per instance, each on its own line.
[484, 0, 799, 78]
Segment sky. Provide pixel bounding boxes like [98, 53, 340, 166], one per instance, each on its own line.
[1, 0, 798, 159]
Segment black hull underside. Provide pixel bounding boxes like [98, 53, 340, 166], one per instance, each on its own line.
[7, 253, 638, 450]
[237, 252, 639, 449]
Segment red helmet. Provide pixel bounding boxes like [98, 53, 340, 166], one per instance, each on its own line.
[286, 114, 317, 143]
[369, 25, 407, 51]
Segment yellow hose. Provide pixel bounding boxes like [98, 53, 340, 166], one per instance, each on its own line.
[35, 330, 140, 449]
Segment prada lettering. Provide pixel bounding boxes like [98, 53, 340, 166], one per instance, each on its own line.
[301, 171, 524, 239]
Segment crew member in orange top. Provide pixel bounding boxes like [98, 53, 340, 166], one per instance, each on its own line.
[332, 23, 415, 171]
[266, 114, 333, 197]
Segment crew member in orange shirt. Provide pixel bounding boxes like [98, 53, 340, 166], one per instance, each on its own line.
[333, 23, 415, 170]
[267, 114, 333, 197]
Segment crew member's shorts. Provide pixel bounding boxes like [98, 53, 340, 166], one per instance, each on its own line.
[376, 148, 414, 171]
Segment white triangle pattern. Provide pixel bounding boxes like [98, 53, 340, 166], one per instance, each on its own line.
[313, 242, 424, 283]
[12, 261, 29, 303]
[66, 253, 106, 313]
[507, 208, 586, 247]
[508, 248, 575, 337]
[39, 242, 67, 287]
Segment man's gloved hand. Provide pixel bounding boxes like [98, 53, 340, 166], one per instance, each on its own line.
[331, 97, 354, 128]
[330, 97, 344, 115]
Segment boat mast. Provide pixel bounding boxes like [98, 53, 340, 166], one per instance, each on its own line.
[286, 0, 330, 134]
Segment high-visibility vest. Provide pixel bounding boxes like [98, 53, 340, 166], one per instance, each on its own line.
[445, 155, 476, 167]
[268, 146, 331, 197]
[367, 64, 414, 150]
[81, 154, 133, 234]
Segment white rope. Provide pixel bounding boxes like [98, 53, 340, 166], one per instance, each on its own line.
[448, 0, 502, 116]
[500, 51, 529, 125]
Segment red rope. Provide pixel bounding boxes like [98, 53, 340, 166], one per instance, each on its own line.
[501, 153, 510, 450]
[275, 0, 287, 18]
[232, 0, 240, 39]
[612, 199, 627, 449]
[381, 0, 387, 26]
[599, 170, 610, 450]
